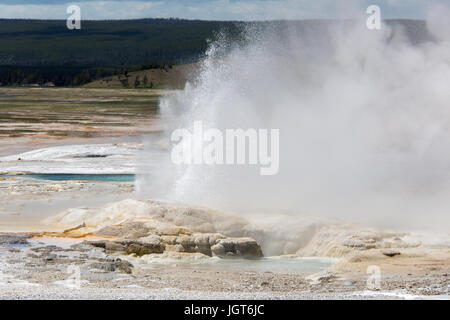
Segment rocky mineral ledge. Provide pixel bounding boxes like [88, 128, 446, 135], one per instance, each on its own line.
[78, 233, 263, 259]
[43, 199, 264, 259]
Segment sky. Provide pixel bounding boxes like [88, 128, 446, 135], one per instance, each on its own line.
[0, 0, 444, 20]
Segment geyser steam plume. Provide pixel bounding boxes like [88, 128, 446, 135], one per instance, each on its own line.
[137, 11, 450, 231]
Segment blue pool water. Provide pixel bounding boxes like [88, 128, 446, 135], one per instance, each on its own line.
[0, 174, 135, 182]
[145, 257, 338, 274]
[203, 257, 337, 274]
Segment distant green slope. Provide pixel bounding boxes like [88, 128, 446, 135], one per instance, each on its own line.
[83, 63, 198, 89]
[0, 18, 238, 66]
[0, 19, 433, 87]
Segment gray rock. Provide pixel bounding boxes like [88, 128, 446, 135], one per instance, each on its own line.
[90, 259, 133, 274]
[120, 240, 165, 256]
[382, 251, 401, 257]
[87, 248, 108, 260]
[341, 240, 376, 250]
[84, 239, 165, 256]
[79, 234, 262, 258]
[39, 253, 57, 263]
[96, 221, 150, 239]
[175, 233, 224, 256]
[31, 245, 64, 253]
[104, 241, 126, 252]
[211, 238, 263, 258]
[0, 233, 32, 245]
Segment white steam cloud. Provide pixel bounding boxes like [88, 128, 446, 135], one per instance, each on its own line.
[137, 10, 450, 231]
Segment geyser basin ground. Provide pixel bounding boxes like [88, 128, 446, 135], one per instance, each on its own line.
[0, 201, 449, 299]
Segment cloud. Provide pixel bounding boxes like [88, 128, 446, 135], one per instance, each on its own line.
[0, 0, 435, 20]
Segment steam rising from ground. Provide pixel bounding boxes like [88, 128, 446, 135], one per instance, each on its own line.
[137, 12, 450, 230]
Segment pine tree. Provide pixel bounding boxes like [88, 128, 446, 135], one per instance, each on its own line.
[134, 76, 141, 88]
[143, 75, 148, 87]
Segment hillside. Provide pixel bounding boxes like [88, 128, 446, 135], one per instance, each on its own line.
[0, 19, 433, 67]
[0, 19, 238, 66]
[0, 19, 434, 88]
[83, 63, 198, 89]
[0, 18, 238, 87]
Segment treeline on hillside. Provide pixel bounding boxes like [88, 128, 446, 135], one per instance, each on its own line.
[0, 18, 240, 66]
[0, 62, 173, 87]
[0, 18, 238, 86]
[0, 19, 432, 87]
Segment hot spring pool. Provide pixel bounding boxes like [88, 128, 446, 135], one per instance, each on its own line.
[141, 256, 338, 274]
[199, 257, 338, 273]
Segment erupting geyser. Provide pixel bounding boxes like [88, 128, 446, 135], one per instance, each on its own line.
[137, 9, 450, 231]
